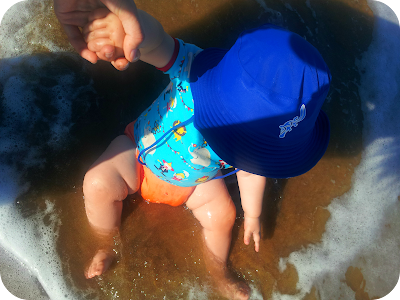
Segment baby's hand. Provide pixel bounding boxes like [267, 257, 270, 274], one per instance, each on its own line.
[83, 8, 128, 70]
[243, 215, 261, 252]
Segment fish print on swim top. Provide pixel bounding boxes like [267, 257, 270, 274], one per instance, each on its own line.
[133, 39, 233, 187]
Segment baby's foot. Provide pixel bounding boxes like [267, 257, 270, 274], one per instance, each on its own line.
[217, 275, 251, 300]
[203, 246, 250, 299]
[85, 249, 115, 279]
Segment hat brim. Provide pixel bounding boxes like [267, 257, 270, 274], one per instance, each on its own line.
[191, 47, 330, 178]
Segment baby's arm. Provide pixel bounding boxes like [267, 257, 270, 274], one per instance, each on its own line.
[236, 170, 266, 252]
[83, 8, 175, 70]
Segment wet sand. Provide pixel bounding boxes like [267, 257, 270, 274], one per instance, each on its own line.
[3, 0, 398, 299]
[61, 0, 373, 298]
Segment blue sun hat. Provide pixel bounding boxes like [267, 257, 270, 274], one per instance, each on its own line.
[190, 24, 331, 178]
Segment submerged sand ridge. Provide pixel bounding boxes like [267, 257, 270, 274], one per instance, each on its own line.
[1, 0, 399, 299]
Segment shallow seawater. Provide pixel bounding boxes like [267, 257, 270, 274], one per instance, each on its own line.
[0, 0, 399, 299]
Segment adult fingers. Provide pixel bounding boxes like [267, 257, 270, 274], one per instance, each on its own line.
[99, 44, 126, 63]
[101, 44, 129, 64]
[88, 39, 116, 60]
[101, 0, 144, 62]
[82, 20, 108, 37]
[84, 28, 113, 43]
[87, 8, 111, 23]
[95, 44, 127, 67]
[63, 24, 98, 64]
[111, 57, 130, 71]
[88, 40, 126, 65]
[55, 11, 91, 28]
[101, 44, 120, 61]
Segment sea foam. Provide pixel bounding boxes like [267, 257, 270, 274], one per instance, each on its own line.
[0, 1, 87, 299]
[272, 1, 400, 299]
[0, 0, 68, 60]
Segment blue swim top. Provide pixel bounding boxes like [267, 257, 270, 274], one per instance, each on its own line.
[133, 39, 234, 187]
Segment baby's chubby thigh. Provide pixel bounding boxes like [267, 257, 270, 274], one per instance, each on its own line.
[84, 135, 141, 201]
[185, 174, 236, 232]
[83, 135, 141, 231]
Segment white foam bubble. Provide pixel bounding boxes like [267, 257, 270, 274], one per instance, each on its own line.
[0, 3, 92, 299]
[0, 0, 69, 59]
[182, 280, 210, 300]
[272, 1, 400, 299]
[0, 199, 81, 299]
[0, 240, 49, 300]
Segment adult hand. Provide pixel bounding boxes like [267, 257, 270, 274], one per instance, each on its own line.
[54, 0, 144, 70]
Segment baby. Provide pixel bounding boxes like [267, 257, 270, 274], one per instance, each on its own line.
[81, 6, 331, 300]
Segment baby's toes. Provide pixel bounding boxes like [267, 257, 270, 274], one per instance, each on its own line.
[93, 261, 105, 276]
[234, 282, 251, 300]
[85, 261, 96, 279]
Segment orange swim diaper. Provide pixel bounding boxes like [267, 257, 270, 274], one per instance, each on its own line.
[124, 121, 195, 206]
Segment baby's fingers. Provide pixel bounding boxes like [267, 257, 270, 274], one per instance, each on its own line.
[82, 18, 108, 38]
[244, 217, 261, 252]
[244, 228, 252, 246]
[84, 28, 114, 43]
[87, 39, 116, 60]
[253, 232, 260, 252]
[244, 230, 260, 252]
[62, 24, 98, 64]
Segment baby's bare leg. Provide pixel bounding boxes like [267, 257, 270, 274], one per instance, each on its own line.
[83, 135, 140, 278]
[185, 176, 250, 300]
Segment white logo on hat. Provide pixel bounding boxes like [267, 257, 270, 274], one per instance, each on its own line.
[279, 104, 306, 138]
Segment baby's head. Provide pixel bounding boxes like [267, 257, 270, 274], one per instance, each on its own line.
[190, 24, 331, 178]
